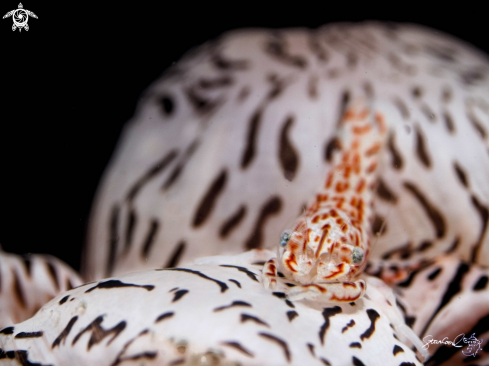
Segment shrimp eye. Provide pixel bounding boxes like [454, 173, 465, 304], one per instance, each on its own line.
[280, 230, 291, 247]
[352, 247, 364, 264]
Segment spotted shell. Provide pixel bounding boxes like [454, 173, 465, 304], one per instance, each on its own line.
[0, 250, 424, 366]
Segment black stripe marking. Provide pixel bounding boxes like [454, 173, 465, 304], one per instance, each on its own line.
[420, 262, 469, 337]
[159, 95, 174, 116]
[415, 126, 431, 167]
[124, 209, 137, 251]
[111, 329, 157, 366]
[393, 98, 410, 119]
[319, 306, 342, 345]
[467, 104, 488, 139]
[393, 345, 404, 356]
[160, 268, 228, 293]
[342, 319, 355, 333]
[220, 265, 259, 282]
[244, 196, 282, 249]
[443, 111, 455, 133]
[126, 150, 178, 202]
[59, 295, 69, 305]
[164, 241, 186, 268]
[0, 349, 52, 366]
[360, 309, 380, 341]
[279, 115, 299, 181]
[161, 140, 200, 190]
[72, 316, 126, 350]
[427, 267, 442, 281]
[272, 292, 295, 308]
[420, 104, 436, 122]
[13, 269, 26, 308]
[155, 312, 174, 323]
[228, 279, 241, 288]
[404, 182, 445, 238]
[184, 87, 221, 115]
[219, 205, 246, 238]
[240, 313, 269, 327]
[198, 76, 233, 89]
[453, 162, 468, 187]
[0, 327, 14, 335]
[52, 316, 78, 348]
[21, 255, 32, 277]
[265, 37, 308, 69]
[387, 132, 403, 169]
[320, 358, 332, 366]
[172, 289, 189, 302]
[141, 219, 159, 258]
[470, 195, 489, 262]
[349, 342, 362, 348]
[372, 215, 388, 237]
[193, 169, 227, 227]
[107, 204, 120, 277]
[15, 331, 43, 339]
[473, 275, 488, 291]
[211, 53, 249, 70]
[213, 300, 252, 312]
[85, 280, 154, 293]
[287, 311, 298, 322]
[220, 341, 254, 357]
[241, 108, 262, 169]
[352, 356, 366, 366]
[258, 332, 291, 362]
[324, 137, 340, 162]
[376, 178, 398, 203]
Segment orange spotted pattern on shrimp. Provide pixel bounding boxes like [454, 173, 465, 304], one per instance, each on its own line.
[262, 98, 387, 302]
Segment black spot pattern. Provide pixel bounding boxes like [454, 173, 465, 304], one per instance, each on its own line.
[72, 316, 126, 350]
[470, 195, 489, 262]
[415, 126, 431, 167]
[85, 280, 154, 293]
[160, 268, 228, 292]
[393, 345, 404, 356]
[244, 196, 282, 249]
[172, 289, 189, 302]
[350, 342, 362, 348]
[59, 295, 69, 305]
[240, 313, 269, 327]
[473, 275, 488, 291]
[360, 309, 380, 341]
[287, 311, 298, 322]
[193, 169, 227, 227]
[258, 332, 291, 362]
[14, 331, 43, 339]
[219, 205, 246, 238]
[220, 341, 254, 357]
[219, 265, 259, 282]
[352, 356, 366, 366]
[319, 306, 342, 345]
[213, 300, 252, 312]
[155, 312, 174, 323]
[52, 316, 78, 348]
[159, 95, 174, 116]
[279, 115, 299, 181]
[141, 219, 159, 258]
[164, 241, 186, 268]
[387, 132, 403, 169]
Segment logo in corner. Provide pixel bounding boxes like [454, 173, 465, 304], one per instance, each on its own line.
[3, 3, 37, 32]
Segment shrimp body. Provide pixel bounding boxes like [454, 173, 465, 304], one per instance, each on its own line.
[263, 98, 387, 302]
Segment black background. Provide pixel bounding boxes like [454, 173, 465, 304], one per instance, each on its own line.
[1, 3, 487, 273]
